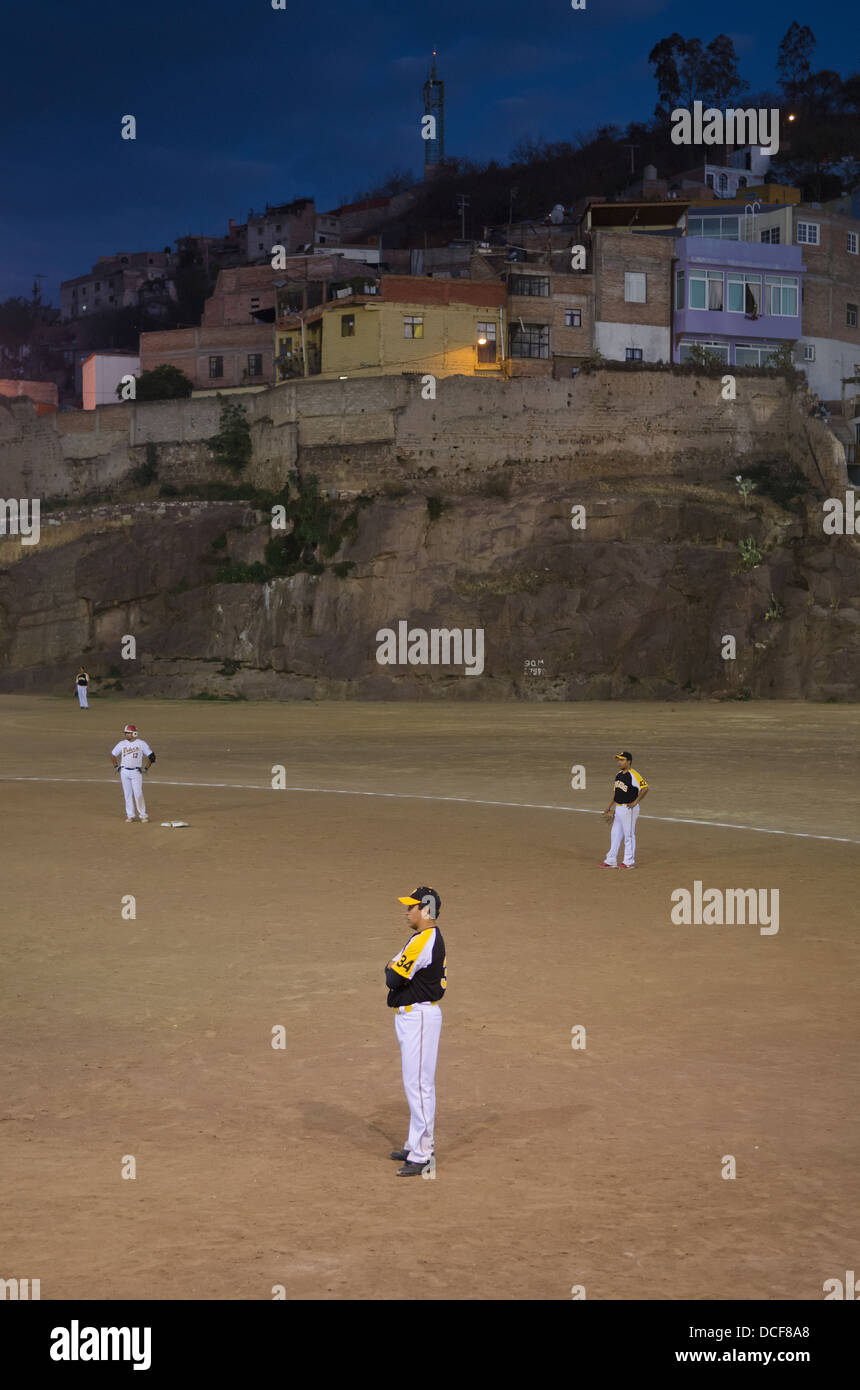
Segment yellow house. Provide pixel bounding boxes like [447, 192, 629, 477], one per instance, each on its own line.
[276, 274, 507, 381]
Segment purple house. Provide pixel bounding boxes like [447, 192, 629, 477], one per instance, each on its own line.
[674, 231, 805, 366]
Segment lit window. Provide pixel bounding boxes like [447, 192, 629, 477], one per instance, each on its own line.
[341, 314, 355, 337]
[403, 315, 424, 339]
[624, 272, 646, 303]
[477, 321, 497, 363]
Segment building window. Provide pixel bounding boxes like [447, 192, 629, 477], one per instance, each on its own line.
[403, 315, 424, 339]
[625, 348, 643, 361]
[765, 275, 798, 316]
[706, 173, 714, 188]
[624, 272, 647, 303]
[246, 354, 263, 377]
[848, 304, 859, 328]
[689, 270, 724, 311]
[148, 257, 153, 264]
[688, 215, 740, 240]
[718, 173, 728, 192]
[803, 344, 815, 361]
[477, 321, 497, 363]
[120, 256, 128, 264]
[250, 297, 261, 311]
[848, 232, 859, 255]
[209, 356, 223, 378]
[509, 322, 550, 358]
[735, 343, 781, 367]
[796, 222, 819, 245]
[509, 274, 550, 297]
[564, 309, 582, 327]
[675, 269, 685, 310]
[678, 340, 729, 364]
[738, 177, 747, 188]
[95, 281, 101, 290]
[727, 273, 762, 315]
[760, 227, 781, 244]
[341, 314, 355, 337]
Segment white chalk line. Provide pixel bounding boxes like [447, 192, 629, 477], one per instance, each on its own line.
[1, 776, 857, 845]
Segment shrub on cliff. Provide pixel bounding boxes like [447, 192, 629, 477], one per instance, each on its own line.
[121, 365, 193, 401]
[209, 396, 252, 474]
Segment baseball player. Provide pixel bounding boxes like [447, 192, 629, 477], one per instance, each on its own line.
[385, 886, 446, 1176]
[110, 724, 155, 823]
[601, 751, 649, 869]
[75, 667, 90, 709]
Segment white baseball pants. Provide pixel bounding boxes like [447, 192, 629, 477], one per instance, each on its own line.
[77, 687, 88, 708]
[606, 804, 640, 866]
[120, 768, 146, 819]
[395, 1002, 442, 1163]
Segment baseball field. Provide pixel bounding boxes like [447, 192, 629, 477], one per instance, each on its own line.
[1, 694, 858, 1301]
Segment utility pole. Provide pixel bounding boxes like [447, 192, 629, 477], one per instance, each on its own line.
[623, 145, 640, 176]
[457, 194, 470, 240]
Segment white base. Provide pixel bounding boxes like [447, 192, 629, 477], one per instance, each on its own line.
[160, 821, 190, 828]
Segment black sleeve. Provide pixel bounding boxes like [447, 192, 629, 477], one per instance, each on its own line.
[148, 751, 156, 763]
[385, 965, 407, 991]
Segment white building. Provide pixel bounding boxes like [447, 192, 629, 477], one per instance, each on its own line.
[82, 353, 140, 409]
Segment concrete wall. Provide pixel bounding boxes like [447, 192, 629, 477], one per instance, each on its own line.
[0, 368, 847, 505]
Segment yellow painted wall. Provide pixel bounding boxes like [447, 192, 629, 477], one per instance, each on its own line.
[320, 304, 381, 376]
[318, 301, 504, 378]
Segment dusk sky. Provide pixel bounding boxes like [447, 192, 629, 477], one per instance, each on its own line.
[1, 0, 850, 303]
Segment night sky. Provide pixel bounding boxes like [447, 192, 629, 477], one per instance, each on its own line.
[1, 1, 850, 303]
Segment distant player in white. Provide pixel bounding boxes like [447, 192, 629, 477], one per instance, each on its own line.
[75, 667, 89, 709]
[110, 723, 154, 823]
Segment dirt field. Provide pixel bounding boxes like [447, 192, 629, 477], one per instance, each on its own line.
[1, 695, 858, 1301]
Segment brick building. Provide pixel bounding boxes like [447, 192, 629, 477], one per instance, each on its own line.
[61, 251, 177, 321]
[588, 206, 685, 364]
[245, 199, 316, 262]
[790, 205, 860, 408]
[139, 323, 273, 392]
[0, 379, 58, 414]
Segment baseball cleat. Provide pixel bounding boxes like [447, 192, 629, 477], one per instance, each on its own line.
[621, 864, 635, 869]
[599, 862, 617, 868]
[139, 816, 149, 822]
[397, 1160, 433, 1177]
[389, 1149, 409, 1161]
[126, 818, 135, 823]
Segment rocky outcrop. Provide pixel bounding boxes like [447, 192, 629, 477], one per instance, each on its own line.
[1, 479, 857, 701]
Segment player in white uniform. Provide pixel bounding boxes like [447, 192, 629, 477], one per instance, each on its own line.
[601, 750, 649, 868]
[75, 668, 89, 709]
[385, 887, 447, 1176]
[110, 724, 154, 823]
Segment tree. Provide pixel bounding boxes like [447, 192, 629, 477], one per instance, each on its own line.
[776, 23, 816, 105]
[703, 34, 747, 109]
[121, 364, 193, 401]
[649, 34, 688, 116]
